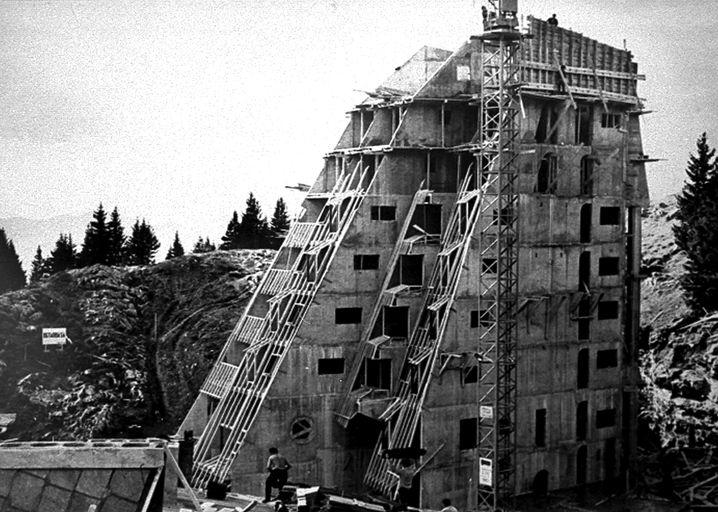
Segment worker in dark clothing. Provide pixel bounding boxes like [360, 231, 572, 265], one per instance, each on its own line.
[547, 14, 558, 26]
[264, 447, 292, 503]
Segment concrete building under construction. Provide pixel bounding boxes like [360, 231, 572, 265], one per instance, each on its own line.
[181, 2, 650, 508]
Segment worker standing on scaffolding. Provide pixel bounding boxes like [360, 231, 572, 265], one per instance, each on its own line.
[264, 447, 292, 503]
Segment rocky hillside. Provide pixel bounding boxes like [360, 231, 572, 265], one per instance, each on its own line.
[640, 197, 718, 447]
[0, 250, 273, 441]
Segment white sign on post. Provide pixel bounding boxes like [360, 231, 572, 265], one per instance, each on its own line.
[479, 457, 493, 487]
[480, 405, 494, 419]
[42, 328, 69, 347]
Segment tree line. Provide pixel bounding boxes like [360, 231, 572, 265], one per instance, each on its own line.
[0, 192, 291, 293]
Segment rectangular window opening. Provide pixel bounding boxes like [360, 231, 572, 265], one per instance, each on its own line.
[596, 349, 618, 369]
[335, 307, 362, 324]
[600, 207, 621, 225]
[365, 357, 391, 390]
[600, 113, 622, 129]
[596, 408, 616, 428]
[463, 365, 478, 384]
[578, 319, 591, 341]
[318, 357, 345, 375]
[576, 401, 588, 441]
[535, 408, 547, 447]
[371, 205, 396, 221]
[459, 417, 477, 450]
[354, 254, 380, 270]
[597, 301, 619, 320]
[598, 257, 620, 276]
[470, 310, 479, 329]
[577, 348, 589, 389]
[383, 305, 409, 338]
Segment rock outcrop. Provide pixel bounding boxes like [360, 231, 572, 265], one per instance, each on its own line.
[0, 250, 273, 440]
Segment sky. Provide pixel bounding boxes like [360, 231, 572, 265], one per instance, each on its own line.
[1, 0, 717, 265]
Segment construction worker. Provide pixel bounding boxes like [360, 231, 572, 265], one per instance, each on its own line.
[264, 447, 292, 503]
[390, 458, 418, 505]
[547, 14, 558, 26]
[440, 498, 459, 512]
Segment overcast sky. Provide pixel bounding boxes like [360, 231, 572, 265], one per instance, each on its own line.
[1, 1, 716, 255]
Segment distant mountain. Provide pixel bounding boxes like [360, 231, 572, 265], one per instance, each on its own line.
[0, 213, 91, 271]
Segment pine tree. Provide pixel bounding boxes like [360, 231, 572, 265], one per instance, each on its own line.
[30, 246, 48, 283]
[673, 133, 718, 312]
[166, 232, 185, 260]
[0, 228, 26, 292]
[219, 211, 242, 250]
[238, 192, 271, 249]
[193, 236, 215, 253]
[80, 203, 111, 266]
[270, 197, 291, 235]
[49, 233, 78, 273]
[107, 207, 126, 266]
[125, 219, 160, 265]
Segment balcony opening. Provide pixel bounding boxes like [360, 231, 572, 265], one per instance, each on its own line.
[535, 408, 547, 447]
[409, 203, 442, 238]
[395, 254, 424, 287]
[576, 401, 588, 441]
[577, 348, 589, 389]
[575, 104, 593, 145]
[383, 305, 409, 338]
[536, 153, 558, 194]
[580, 157, 594, 196]
[579, 252, 591, 291]
[364, 357, 391, 390]
[580, 204, 592, 243]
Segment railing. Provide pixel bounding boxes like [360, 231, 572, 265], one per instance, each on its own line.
[200, 362, 240, 399]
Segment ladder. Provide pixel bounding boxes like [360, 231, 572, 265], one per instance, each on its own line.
[336, 187, 433, 425]
[363, 168, 485, 495]
[191, 159, 378, 489]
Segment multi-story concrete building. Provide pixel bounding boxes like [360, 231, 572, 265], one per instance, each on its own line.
[181, 4, 649, 508]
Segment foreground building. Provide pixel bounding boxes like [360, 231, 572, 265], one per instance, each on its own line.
[181, 3, 649, 508]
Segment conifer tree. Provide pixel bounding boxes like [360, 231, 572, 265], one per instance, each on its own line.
[238, 192, 270, 248]
[125, 219, 160, 265]
[166, 232, 185, 259]
[0, 228, 26, 292]
[80, 203, 110, 266]
[107, 207, 126, 266]
[270, 197, 291, 235]
[193, 236, 215, 253]
[219, 211, 242, 250]
[673, 132, 718, 312]
[30, 246, 48, 283]
[49, 233, 78, 273]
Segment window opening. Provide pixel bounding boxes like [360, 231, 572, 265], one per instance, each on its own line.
[580, 157, 594, 196]
[597, 301, 619, 320]
[536, 153, 558, 194]
[579, 251, 591, 291]
[354, 254, 380, 270]
[335, 307, 362, 324]
[600, 207, 621, 225]
[596, 408, 616, 428]
[459, 418, 477, 449]
[596, 349, 618, 368]
[365, 358, 391, 390]
[577, 348, 589, 389]
[290, 416, 314, 444]
[575, 105, 593, 145]
[371, 205, 396, 221]
[398, 254, 423, 287]
[409, 203, 442, 238]
[580, 204, 592, 243]
[535, 408, 547, 447]
[318, 358, 345, 374]
[576, 401, 588, 441]
[383, 305, 409, 338]
[599, 257, 620, 276]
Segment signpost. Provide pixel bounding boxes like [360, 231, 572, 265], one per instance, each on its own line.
[479, 457, 493, 487]
[42, 328, 71, 351]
